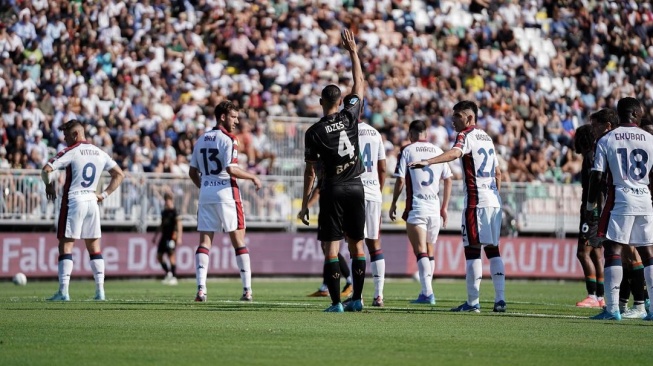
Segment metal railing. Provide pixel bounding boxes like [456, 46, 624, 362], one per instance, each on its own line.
[0, 169, 581, 235]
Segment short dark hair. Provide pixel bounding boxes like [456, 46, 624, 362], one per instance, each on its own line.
[616, 97, 641, 122]
[164, 193, 173, 201]
[452, 100, 478, 122]
[58, 119, 83, 131]
[409, 120, 426, 133]
[574, 124, 595, 154]
[589, 108, 618, 126]
[321, 84, 341, 107]
[214, 100, 238, 121]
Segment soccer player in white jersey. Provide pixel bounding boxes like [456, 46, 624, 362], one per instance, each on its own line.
[358, 119, 387, 306]
[189, 100, 262, 302]
[41, 120, 125, 301]
[390, 120, 452, 305]
[586, 97, 653, 321]
[410, 101, 506, 313]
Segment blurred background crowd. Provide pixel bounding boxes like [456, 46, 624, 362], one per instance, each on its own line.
[0, 0, 652, 187]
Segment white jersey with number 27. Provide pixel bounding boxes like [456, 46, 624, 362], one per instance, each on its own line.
[452, 126, 501, 209]
[358, 122, 385, 202]
[190, 126, 241, 204]
[593, 124, 653, 215]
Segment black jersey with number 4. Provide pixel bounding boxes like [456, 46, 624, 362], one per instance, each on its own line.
[304, 94, 364, 186]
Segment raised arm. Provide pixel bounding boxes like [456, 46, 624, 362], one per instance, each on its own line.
[342, 28, 364, 98]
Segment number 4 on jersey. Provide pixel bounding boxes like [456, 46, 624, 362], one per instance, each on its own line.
[337, 131, 355, 158]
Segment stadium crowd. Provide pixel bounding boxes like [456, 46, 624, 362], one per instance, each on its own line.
[0, 0, 652, 190]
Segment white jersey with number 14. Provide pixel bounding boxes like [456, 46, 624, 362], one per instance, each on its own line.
[358, 123, 385, 202]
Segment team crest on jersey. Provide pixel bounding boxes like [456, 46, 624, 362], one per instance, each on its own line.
[348, 97, 359, 105]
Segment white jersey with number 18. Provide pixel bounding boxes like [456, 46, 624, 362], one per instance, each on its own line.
[593, 124, 653, 215]
[358, 122, 385, 203]
[190, 126, 241, 204]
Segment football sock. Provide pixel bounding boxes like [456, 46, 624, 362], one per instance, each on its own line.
[619, 267, 631, 306]
[318, 283, 328, 292]
[324, 257, 341, 305]
[58, 254, 73, 295]
[161, 262, 169, 274]
[338, 253, 351, 285]
[417, 254, 433, 296]
[370, 249, 385, 298]
[584, 276, 597, 296]
[170, 264, 176, 277]
[604, 254, 623, 314]
[89, 252, 105, 292]
[195, 246, 210, 293]
[644, 265, 653, 313]
[597, 277, 605, 298]
[429, 256, 435, 275]
[351, 256, 366, 301]
[631, 263, 646, 304]
[235, 247, 251, 292]
[489, 257, 506, 302]
[466, 259, 482, 306]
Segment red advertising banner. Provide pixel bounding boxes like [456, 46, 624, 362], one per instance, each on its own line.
[0, 233, 583, 279]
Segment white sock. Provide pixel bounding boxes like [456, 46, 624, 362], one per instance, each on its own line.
[318, 283, 328, 292]
[430, 259, 435, 275]
[417, 256, 433, 296]
[195, 251, 209, 293]
[236, 251, 252, 292]
[372, 259, 386, 298]
[645, 266, 653, 314]
[489, 257, 505, 302]
[346, 276, 352, 285]
[466, 259, 482, 306]
[604, 265, 623, 314]
[59, 258, 73, 295]
[90, 257, 105, 292]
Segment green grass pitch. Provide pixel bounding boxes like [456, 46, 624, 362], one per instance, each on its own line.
[1, 278, 651, 366]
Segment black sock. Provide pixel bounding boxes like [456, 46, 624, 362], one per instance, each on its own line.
[161, 262, 169, 274]
[597, 279, 605, 298]
[324, 259, 341, 305]
[619, 268, 631, 305]
[170, 264, 176, 277]
[585, 278, 597, 296]
[338, 253, 351, 279]
[631, 267, 646, 304]
[351, 257, 366, 301]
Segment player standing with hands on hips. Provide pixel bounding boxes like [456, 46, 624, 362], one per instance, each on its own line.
[189, 101, 262, 302]
[42, 120, 125, 301]
[410, 101, 507, 313]
[297, 28, 367, 312]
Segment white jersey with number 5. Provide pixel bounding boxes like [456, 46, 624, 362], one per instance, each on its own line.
[452, 127, 501, 209]
[593, 124, 653, 215]
[190, 126, 241, 203]
[358, 122, 385, 202]
[47, 141, 117, 203]
[394, 141, 452, 219]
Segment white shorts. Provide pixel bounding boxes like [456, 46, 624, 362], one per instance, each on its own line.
[364, 200, 381, 240]
[406, 211, 441, 244]
[462, 207, 502, 246]
[197, 202, 245, 233]
[603, 214, 653, 246]
[58, 200, 101, 239]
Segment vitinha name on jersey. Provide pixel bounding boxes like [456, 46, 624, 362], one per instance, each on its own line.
[325, 122, 345, 133]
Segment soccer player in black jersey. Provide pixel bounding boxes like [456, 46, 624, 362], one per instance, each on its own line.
[152, 193, 182, 285]
[297, 28, 366, 312]
[574, 122, 605, 308]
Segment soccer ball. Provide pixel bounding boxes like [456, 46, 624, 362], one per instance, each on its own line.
[12, 272, 27, 286]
